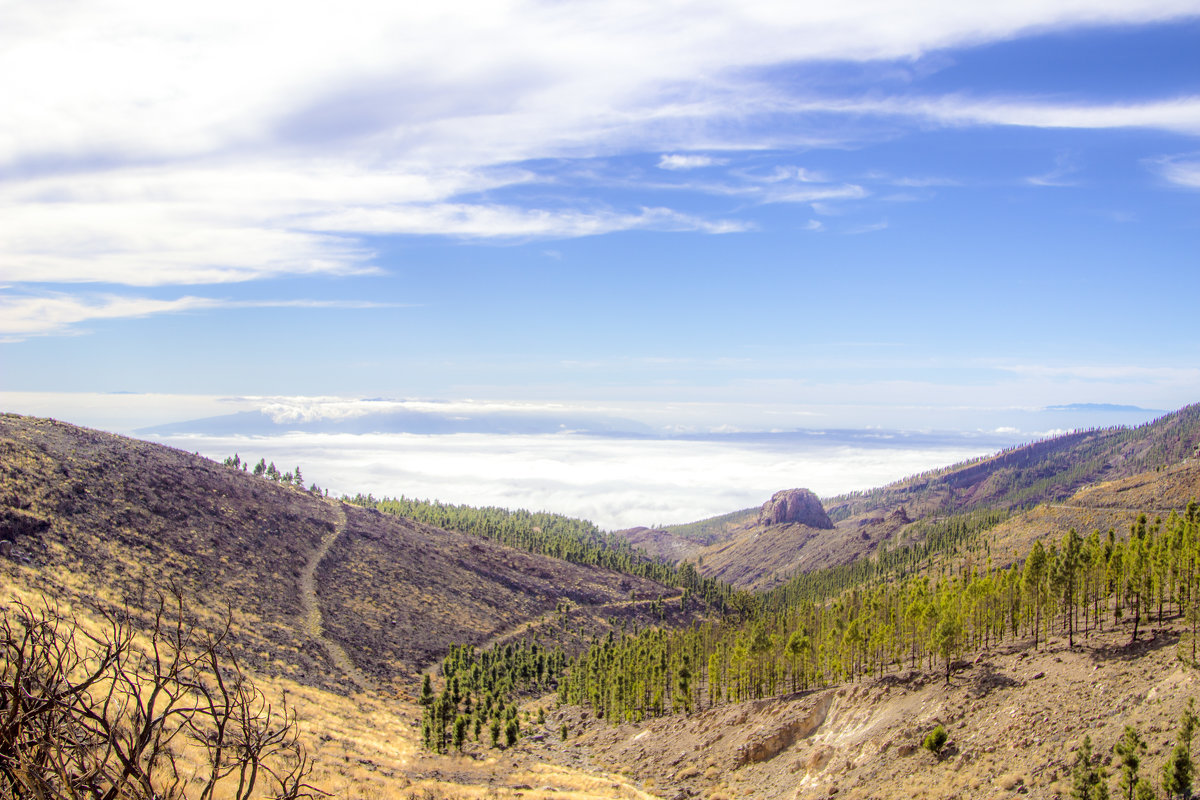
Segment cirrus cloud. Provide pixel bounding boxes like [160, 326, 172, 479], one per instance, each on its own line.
[0, 291, 408, 341]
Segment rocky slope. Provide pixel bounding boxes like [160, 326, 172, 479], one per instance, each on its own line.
[757, 489, 833, 528]
[533, 618, 1200, 800]
[688, 489, 877, 591]
[0, 413, 689, 691]
[639, 405, 1200, 591]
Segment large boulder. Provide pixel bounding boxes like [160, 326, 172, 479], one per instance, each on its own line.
[757, 489, 833, 529]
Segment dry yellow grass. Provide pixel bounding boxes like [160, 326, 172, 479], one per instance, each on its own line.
[2, 560, 667, 800]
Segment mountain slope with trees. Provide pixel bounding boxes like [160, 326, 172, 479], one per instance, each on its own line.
[825, 403, 1200, 522]
[631, 405, 1200, 593]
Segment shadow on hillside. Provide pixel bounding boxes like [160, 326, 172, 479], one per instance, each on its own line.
[1087, 627, 1179, 663]
[969, 661, 1020, 698]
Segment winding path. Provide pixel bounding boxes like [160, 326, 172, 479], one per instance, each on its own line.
[300, 501, 369, 692]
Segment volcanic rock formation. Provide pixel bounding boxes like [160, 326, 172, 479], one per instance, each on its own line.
[757, 488, 833, 529]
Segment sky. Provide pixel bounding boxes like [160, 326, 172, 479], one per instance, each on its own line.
[2, 1, 1199, 527]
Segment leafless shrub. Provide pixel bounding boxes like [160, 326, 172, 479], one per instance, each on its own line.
[0, 590, 322, 799]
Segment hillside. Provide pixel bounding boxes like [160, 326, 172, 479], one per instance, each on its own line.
[5, 407, 1200, 800]
[826, 403, 1200, 521]
[637, 405, 1200, 591]
[539, 616, 1200, 800]
[0, 413, 691, 692]
[411, 477, 1200, 800]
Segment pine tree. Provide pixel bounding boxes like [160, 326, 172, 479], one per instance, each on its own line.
[1163, 703, 1197, 799]
[1024, 541, 1048, 649]
[453, 715, 468, 751]
[1114, 725, 1146, 800]
[1072, 736, 1109, 800]
[931, 599, 961, 686]
[1162, 742, 1192, 799]
[1055, 529, 1083, 647]
[676, 656, 693, 714]
[505, 718, 519, 748]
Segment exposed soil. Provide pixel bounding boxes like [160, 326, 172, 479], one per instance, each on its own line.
[0, 413, 695, 697]
[6, 411, 1200, 800]
[617, 527, 709, 564]
[300, 500, 370, 690]
[316, 502, 701, 687]
[521, 618, 1200, 800]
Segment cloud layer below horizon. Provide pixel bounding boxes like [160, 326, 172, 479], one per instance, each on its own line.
[148, 429, 1001, 530]
[1, 391, 1177, 530]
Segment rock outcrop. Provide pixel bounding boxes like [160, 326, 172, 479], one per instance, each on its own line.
[757, 489, 833, 529]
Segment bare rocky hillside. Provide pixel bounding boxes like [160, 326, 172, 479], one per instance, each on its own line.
[0, 413, 690, 692]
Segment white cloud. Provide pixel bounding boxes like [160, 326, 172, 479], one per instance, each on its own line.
[842, 219, 889, 234]
[0, 293, 215, 340]
[657, 154, 726, 170]
[0, 292, 403, 340]
[741, 166, 829, 184]
[891, 176, 961, 188]
[880, 95, 1200, 136]
[147, 429, 996, 529]
[761, 184, 868, 205]
[1151, 154, 1200, 188]
[1, 0, 1196, 293]
[1025, 151, 1082, 186]
[6, 1, 1195, 173]
[305, 203, 750, 238]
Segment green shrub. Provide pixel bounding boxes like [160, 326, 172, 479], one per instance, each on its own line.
[923, 723, 948, 753]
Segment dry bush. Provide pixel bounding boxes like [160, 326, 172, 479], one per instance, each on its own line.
[0, 591, 322, 799]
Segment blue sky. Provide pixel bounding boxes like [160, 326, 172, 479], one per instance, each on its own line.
[2, 2, 1200, 523]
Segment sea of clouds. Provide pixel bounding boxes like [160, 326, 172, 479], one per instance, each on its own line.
[2, 391, 1165, 530]
[150, 430, 999, 530]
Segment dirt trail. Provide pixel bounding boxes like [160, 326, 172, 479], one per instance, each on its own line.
[301, 501, 369, 692]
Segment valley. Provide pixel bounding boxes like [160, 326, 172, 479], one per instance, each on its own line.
[2, 405, 1200, 799]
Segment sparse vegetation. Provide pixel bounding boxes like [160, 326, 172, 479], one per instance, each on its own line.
[6, 406, 1200, 798]
[0, 593, 319, 799]
[346, 494, 746, 613]
[826, 403, 1200, 521]
[922, 723, 948, 754]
